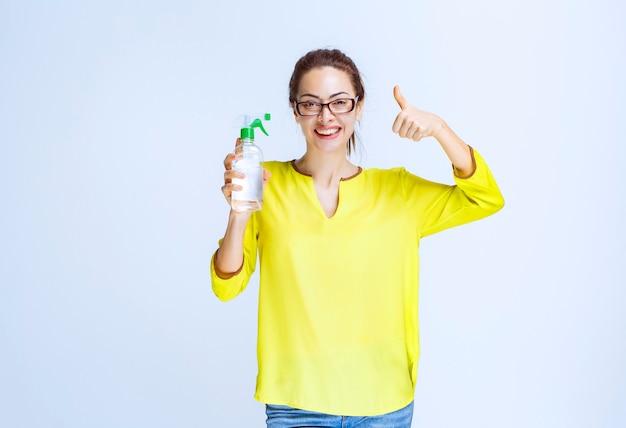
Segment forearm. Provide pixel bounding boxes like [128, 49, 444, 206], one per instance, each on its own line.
[214, 210, 251, 277]
[433, 121, 474, 177]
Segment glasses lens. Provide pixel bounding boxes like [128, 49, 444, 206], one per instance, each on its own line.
[298, 101, 321, 115]
[329, 99, 354, 113]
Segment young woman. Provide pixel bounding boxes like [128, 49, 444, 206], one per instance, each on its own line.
[211, 48, 504, 428]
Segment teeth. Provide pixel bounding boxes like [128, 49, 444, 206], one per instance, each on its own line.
[317, 128, 339, 136]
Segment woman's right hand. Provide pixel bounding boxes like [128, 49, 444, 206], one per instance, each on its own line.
[221, 139, 271, 208]
[221, 139, 243, 207]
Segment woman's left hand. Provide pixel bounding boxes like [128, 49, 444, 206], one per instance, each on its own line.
[392, 86, 444, 142]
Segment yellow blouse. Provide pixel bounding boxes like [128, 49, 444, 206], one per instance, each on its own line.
[211, 148, 504, 416]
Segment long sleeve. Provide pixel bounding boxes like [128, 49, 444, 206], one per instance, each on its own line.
[210, 212, 259, 302]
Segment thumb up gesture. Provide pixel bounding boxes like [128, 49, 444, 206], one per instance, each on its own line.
[392, 86, 444, 142]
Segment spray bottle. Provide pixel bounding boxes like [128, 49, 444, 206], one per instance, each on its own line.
[231, 113, 271, 212]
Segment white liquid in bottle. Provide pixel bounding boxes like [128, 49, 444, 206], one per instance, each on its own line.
[231, 163, 263, 211]
[231, 142, 263, 212]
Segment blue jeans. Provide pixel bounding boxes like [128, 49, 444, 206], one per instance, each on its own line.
[265, 401, 414, 428]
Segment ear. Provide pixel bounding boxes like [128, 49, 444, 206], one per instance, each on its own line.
[355, 98, 364, 121]
[292, 104, 301, 124]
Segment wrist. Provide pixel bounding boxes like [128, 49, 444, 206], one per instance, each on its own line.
[229, 208, 253, 222]
[431, 117, 448, 140]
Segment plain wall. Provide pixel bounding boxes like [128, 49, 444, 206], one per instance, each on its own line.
[1, 1, 624, 427]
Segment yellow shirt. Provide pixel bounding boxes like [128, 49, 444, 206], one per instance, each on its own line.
[211, 148, 504, 416]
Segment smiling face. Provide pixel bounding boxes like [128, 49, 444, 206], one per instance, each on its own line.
[294, 66, 363, 156]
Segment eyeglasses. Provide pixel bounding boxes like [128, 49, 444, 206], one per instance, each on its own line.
[295, 97, 358, 116]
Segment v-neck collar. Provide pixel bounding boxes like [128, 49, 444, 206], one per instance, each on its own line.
[288, 160, 364, 220]
[290, 159, 363, 181]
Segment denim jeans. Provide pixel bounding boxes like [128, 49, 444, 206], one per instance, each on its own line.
[265, 401, 414, 428]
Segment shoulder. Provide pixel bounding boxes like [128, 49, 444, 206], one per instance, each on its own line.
[362, 166, 439, 193]
[363, 166, 418, 182]
[264, 160, 292, 174]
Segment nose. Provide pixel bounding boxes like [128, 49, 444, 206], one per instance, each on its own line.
[318, 104, 335, 121]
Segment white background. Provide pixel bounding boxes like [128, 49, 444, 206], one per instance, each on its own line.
[1, 1, 624, 427]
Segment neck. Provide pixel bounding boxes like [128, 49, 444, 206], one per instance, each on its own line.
[295, 150, 357, 187]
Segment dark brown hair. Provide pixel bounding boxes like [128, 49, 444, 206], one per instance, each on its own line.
[288, 49, 365, 155]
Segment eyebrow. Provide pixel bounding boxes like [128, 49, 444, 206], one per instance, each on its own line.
[298, 91, 350, 100]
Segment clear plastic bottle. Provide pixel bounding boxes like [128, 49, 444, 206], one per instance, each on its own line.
[231, 114, 270, 212]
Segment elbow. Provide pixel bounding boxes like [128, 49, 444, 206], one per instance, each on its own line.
[471, 191, 504, 216]
[212, 283, 242, 302]
[214, 292, 236, 303]
[492, 193, 505, 213]
[484, 191, 505, 216]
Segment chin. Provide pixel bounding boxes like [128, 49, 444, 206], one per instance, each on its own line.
[314, 142, 348, 155]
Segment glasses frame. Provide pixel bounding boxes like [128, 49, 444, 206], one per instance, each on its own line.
[295, 96, 359, 116]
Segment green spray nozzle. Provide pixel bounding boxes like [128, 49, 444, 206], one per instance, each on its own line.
[241, 113, 271, 140]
